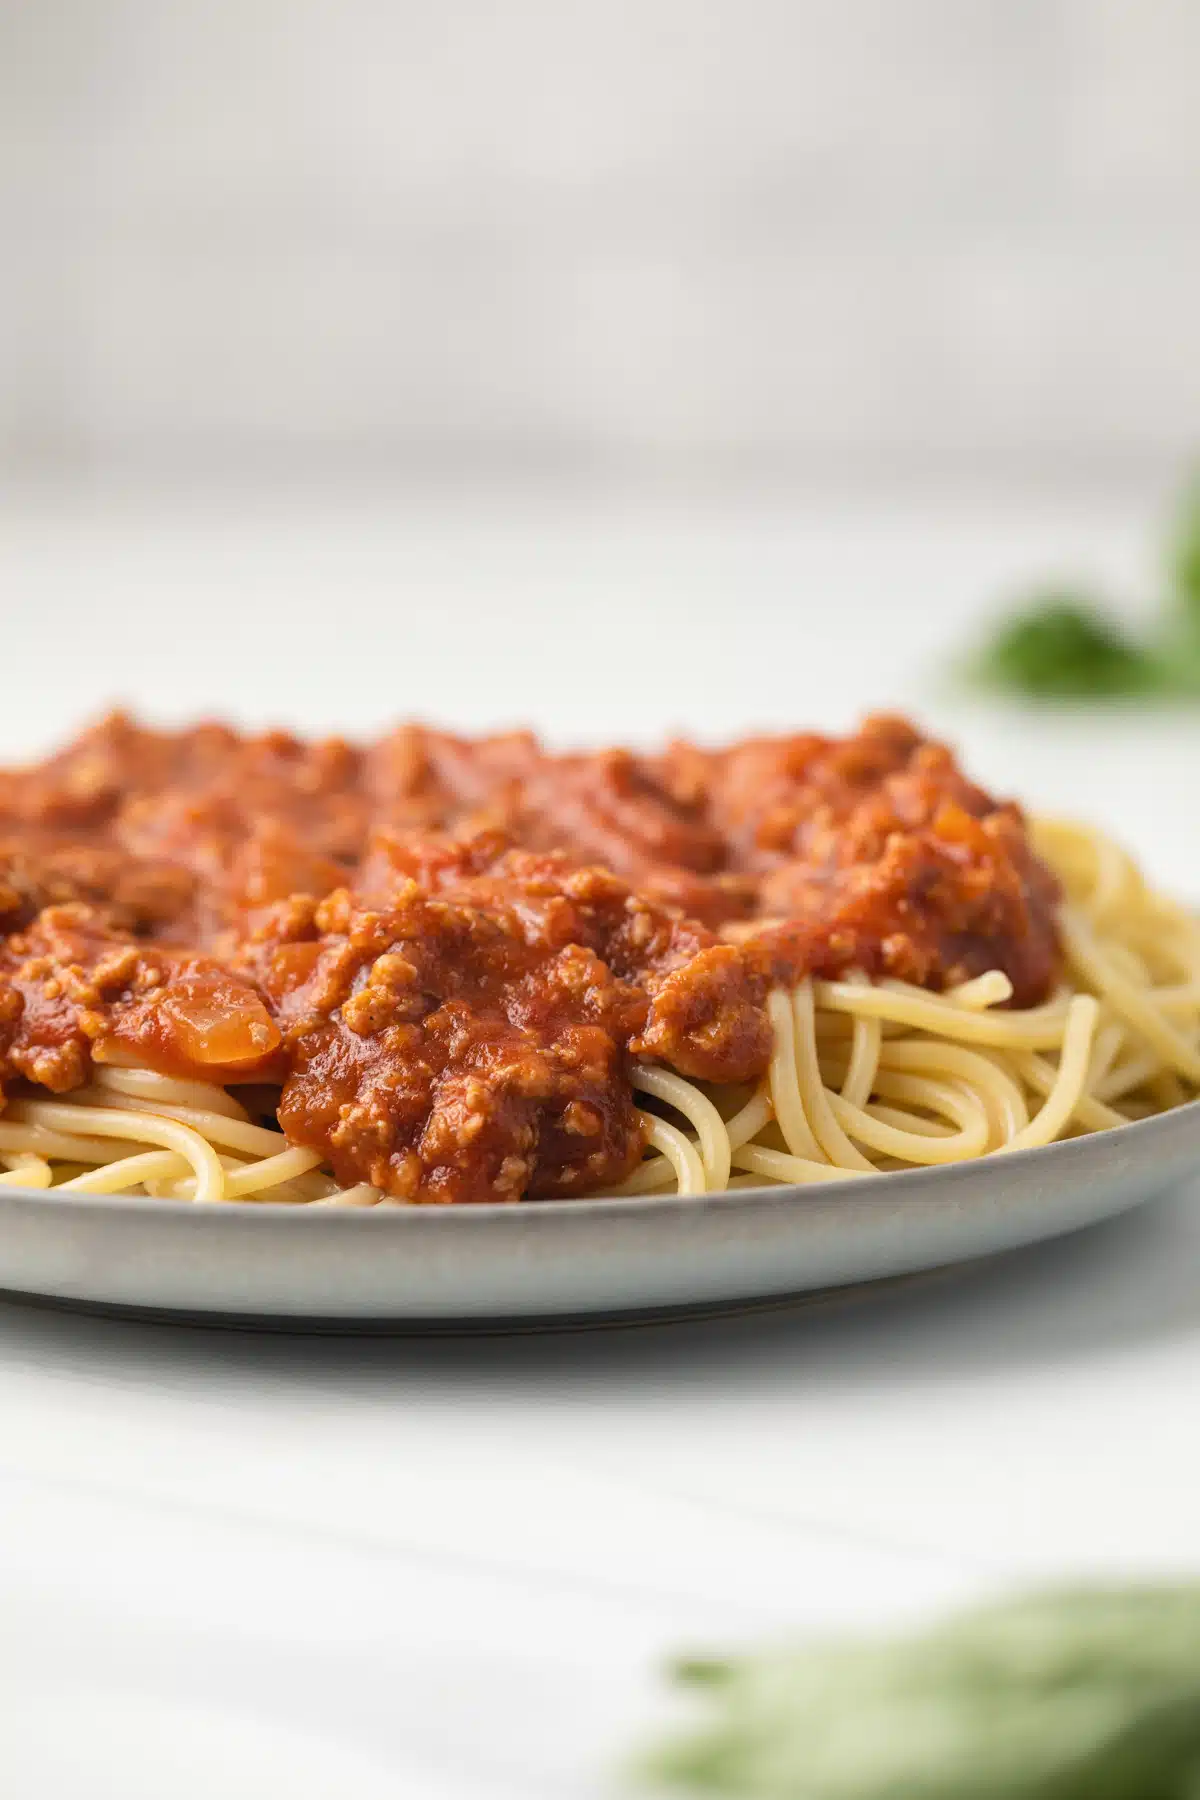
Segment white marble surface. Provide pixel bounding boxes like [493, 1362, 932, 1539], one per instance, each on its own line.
[5, 4, 1200, 479]
[1, 485, 1199, 1795]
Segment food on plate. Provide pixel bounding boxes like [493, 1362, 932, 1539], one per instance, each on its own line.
[0, 712, 1195, 1206]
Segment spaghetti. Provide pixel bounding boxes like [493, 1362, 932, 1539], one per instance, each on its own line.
[0, 816, 1195, 1203]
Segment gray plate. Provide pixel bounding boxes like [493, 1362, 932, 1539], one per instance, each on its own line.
[0, 1101, 1196, 1331]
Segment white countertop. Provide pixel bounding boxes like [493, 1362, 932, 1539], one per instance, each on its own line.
[1, 484, 1198, 1796]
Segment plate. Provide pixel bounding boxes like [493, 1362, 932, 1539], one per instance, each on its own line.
[0, 1100, 1195, 1329]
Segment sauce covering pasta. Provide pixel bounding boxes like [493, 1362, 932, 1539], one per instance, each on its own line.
[0, 712, 1077, 1203]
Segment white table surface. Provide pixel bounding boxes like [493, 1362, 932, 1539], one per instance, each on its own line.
[1, 482, 1198, 1796]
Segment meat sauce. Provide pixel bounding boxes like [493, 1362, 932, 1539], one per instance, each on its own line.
[0, 714, 1061, 1202]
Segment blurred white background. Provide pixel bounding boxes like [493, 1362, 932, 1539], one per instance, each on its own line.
[2, 0, 1199, 486]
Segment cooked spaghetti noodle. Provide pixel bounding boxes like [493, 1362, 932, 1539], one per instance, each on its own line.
[0, 815, 1195, 1203]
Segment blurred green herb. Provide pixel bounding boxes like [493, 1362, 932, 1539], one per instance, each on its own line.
[641, 1587, 1200, 1798]
[968, 597, 1161, 698]
[966, 482, 1200, 701]
[1163, 481, 1200, 690]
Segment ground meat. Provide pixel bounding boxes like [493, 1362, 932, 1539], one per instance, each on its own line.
[237, 841, 772, 1202]
[0, 905, 281, 1092]
[750, 757, 1062, 1005]
[239, 883, 646, 1204]
[0, 839, 196, 936]
[0, 713, 366, 938]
